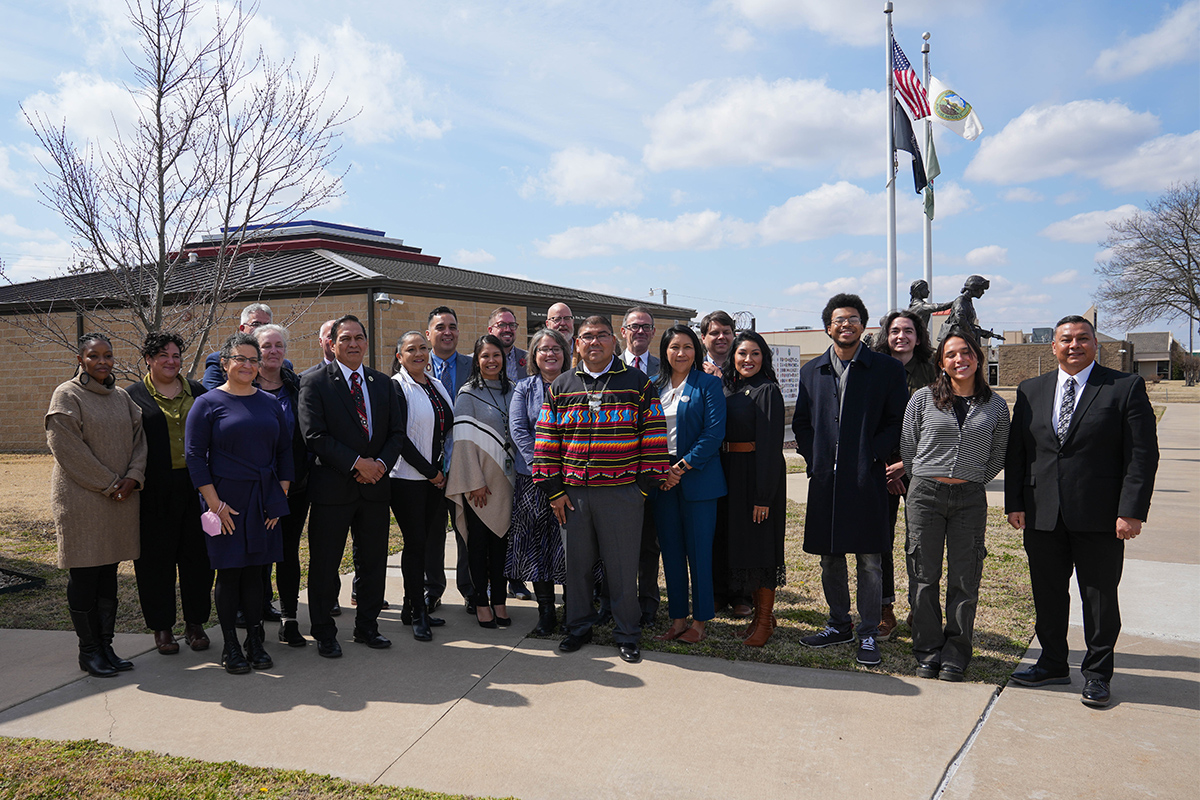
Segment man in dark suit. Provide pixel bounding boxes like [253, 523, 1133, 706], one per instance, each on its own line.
[303, 319, 337, 375]
[1006, 315, 1159, 707]
[620, 305, 663, 625]
[424, 306, 474, 613]
[299, 314, 407, 657]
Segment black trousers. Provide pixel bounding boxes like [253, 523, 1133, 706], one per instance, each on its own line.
[390, 478, 446, 604]
[464, 503, 507, 609]
[1024, 517, 1125, 681]
[133, 469, 213, 630]
[424, 497, 473, 601]
[274, 489, 310, 617]
[307, 499, 389, 641]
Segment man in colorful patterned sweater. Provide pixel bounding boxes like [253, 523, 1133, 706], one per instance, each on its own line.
[534, 315, 669, 664]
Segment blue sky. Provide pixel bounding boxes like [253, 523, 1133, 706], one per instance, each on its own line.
[1, 1, 1197, 342]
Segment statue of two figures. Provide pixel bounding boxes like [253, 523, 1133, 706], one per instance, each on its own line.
[909, 276, 1005, 346]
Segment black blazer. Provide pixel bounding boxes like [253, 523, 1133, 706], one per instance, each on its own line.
[277, 367, 310, 492]
[1005, 363, 1159, 531]
[126, 377, 207, 494]
[298, 361, 407, 505]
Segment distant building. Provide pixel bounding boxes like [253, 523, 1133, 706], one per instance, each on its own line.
[0, 221, 695, 452]
[1125, 332, 1176, 380]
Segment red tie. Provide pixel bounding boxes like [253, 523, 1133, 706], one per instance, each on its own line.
[634, 355, 642, 371]
[350, 372, 369, 437]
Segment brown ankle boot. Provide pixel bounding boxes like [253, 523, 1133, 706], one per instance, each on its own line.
[742, 588, 777, 647]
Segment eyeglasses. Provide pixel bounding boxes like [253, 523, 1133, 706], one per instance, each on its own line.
[535, 346, 563, 355]
[624, 323, 654, 333]
[491, 322, 519, 331]
[578, 333, 612, 343]
[246, 320, 267, 328]
[227, 355, 260, 365]
[547, 316, 572, 324]
[832, 317, 862, 328]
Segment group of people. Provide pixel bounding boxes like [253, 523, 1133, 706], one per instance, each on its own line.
[46, 291, 1158, 707]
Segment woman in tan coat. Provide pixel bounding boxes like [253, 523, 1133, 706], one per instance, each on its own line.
[46, 333, 148, 678]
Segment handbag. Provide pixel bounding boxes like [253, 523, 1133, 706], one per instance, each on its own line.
[201, 502, 226, 537]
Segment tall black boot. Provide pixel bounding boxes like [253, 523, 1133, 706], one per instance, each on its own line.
[411, 600, 433, 642]
[278, 603, 305, 647]
[221, 628, 250, 674]
[244, 626, 273, 670]
[95, 597, 133, 671]
[70, 607, 117, 678]
[531, 581, 557, 636]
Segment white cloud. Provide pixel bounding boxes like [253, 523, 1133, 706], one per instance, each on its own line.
[453, 248, 495, 265]
[1102, 130, 1200, 191]
[1039, 205, 1138, 243]
[535, 180, 974, 258]
[534, 210, 755, 259]
[20, 71, 139, 144]
[722, 0, 982, 47]
[669, 189, 689, 206]
[521, 147, 643, 207]
[1056, 191, 1086, 205]
[0, 237, 73, 283]
[1002, 187, 1043, 203]
[297, 21, 449, 144]
[1092, 1, 1200, 81]
[965, 100, 1159, 186]
[1043, 269, 1079, 285]
[833, 250, 883, 268]
[0, 147, 38, 198]
[643, 77, 883, 175]
[722, 27, 757, 52]
[965, 245, 1008, 267]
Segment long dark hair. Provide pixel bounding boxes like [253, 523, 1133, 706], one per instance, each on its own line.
[467, 334, 510, 393]
[656, 324, 702, 386]
[722, 330, 778, 389]
[874, 309, 933, 364]
[930, 328, 992, 410]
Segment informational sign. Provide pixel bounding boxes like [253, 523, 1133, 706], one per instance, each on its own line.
[771, 345, 801, 404]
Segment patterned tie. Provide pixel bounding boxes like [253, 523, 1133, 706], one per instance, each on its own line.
[1057, 376, 1075, 443]
[350, 372, 369, 438]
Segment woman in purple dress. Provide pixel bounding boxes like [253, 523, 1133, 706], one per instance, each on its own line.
[185, 333, 293, 675]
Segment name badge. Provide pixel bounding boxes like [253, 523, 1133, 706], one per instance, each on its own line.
[680, 395, 690, 402]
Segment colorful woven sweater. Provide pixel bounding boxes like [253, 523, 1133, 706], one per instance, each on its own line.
[533, 357, 669, 498]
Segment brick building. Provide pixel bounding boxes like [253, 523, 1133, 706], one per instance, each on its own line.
[0, 221, 695, 452]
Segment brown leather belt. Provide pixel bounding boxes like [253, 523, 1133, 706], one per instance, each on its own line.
[722, 442, 756, 453]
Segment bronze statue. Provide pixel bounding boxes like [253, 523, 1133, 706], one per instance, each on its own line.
[941, 275, 1005, 344]
[907, 280, 952, 346]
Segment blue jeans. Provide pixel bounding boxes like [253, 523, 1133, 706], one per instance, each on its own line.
[820, 552, 883, 639]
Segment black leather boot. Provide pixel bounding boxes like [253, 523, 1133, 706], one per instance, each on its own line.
[70, 607, 117, 677]
[411, 603, 433, 642]
[531, 581, 558, 636]
[96, 597, 133, 671]
[221, 629, 250, 674]
[243, 627, 273, 670]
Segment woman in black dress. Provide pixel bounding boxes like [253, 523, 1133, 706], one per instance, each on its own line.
[127, 332, 213, 656]
[721, 330, 786, 647]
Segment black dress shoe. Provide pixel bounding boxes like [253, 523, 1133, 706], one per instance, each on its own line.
[938, 664, 965, 682]
[316, 638, 342, 658]
[916, 661, 941, 679]
[352, 629, 392, 649]
[618, 643, 641, 664]
[1010, 665, 1072, 687]
[329, 602, 342, 617]
[1081, 679, 1111, 708]
[278, 619, 306, 647]
[559, 629, 593, 652]
[261, 603, 282, 622]
[425, 595, 442, 614]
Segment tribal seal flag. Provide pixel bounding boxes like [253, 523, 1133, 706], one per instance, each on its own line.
[927, 75, 984, 141]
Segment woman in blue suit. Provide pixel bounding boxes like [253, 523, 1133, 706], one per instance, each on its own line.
[652, 324, 727, 643]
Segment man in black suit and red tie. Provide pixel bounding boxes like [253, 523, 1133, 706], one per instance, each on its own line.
[299, 314, 407, 657]
[1005, 315, 1159, 707]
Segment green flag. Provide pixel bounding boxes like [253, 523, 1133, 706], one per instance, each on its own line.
[924, 125, 941, 220]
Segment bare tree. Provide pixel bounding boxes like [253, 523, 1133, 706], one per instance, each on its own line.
[15, 0, 349, 376]
[1095, 180, 1200, 343]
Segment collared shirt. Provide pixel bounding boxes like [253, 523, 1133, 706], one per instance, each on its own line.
[430, 352, 457, 391]
[623, 350, 649, 373]
[143, 372, 195, 469]
[1052, 361, 1095, 432]
[336, 359, 373, 438]
[659, 378, 686, 455]
[581, 357, 615, 379]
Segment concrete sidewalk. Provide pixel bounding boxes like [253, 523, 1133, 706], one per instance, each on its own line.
[0, 405, 1195, 799]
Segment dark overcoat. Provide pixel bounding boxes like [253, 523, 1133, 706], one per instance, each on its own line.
[791, 344, 908, 555]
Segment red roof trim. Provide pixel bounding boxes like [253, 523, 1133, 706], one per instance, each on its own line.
[179, 237, 442, 265]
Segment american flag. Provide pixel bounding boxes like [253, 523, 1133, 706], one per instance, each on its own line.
[892, 39, 930, 120]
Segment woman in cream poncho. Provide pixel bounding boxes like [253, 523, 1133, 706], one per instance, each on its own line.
[46, 333, 148, 678]
[446, 334, 516, 629]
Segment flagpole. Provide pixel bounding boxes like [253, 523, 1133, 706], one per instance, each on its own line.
[885, 2, 897, 313]
[922, 32, 933, 298]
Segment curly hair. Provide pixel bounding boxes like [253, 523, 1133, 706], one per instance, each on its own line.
[140, 331, 186, 359]
[219, 332, 260, 361]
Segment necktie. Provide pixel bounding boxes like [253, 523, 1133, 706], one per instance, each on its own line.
[350, 372, 369, 438]
[433, 358, 445, 382]
[634, 355, 642, 371]
[1057, 376, 1075, 443]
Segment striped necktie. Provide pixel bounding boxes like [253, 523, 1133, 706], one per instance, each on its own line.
[1057, 376, 1076, 443]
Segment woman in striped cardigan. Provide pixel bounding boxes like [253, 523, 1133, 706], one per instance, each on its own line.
[901, 328, 1010, 682]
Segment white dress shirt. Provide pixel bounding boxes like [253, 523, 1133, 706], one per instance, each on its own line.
[1052, 361, 1095, 432]
[623, 350, 650, 373]
[335, 359, 373, 438]
[659, 378, 685, 455]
